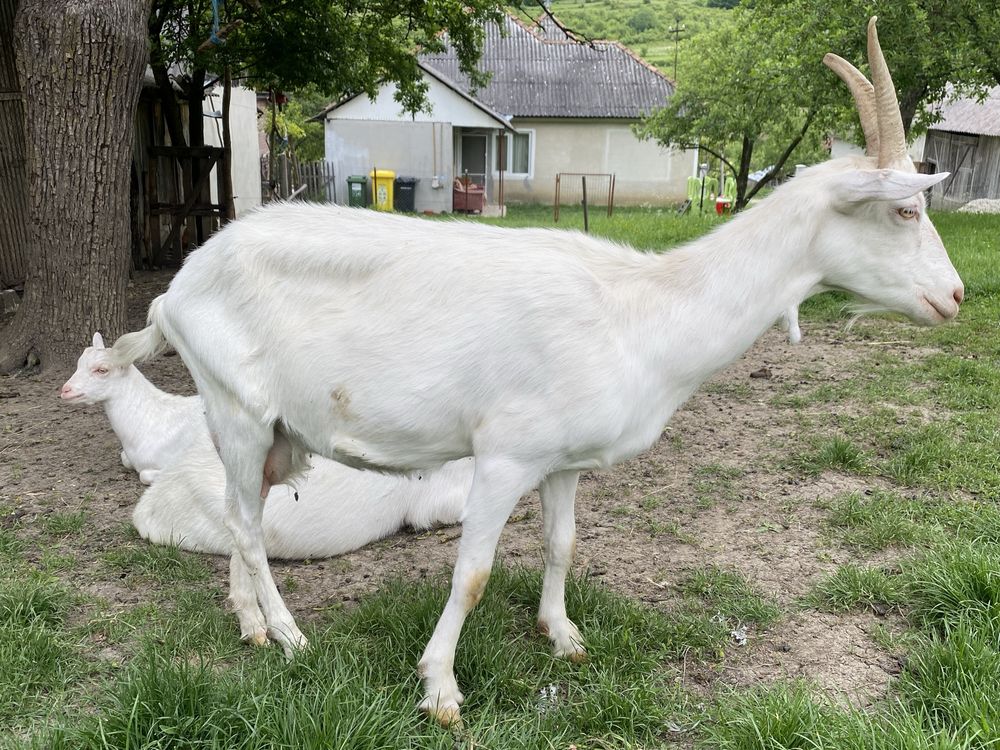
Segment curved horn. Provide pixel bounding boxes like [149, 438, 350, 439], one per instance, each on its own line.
[823, 52, 879, 157]
[867, 16, 909, 169]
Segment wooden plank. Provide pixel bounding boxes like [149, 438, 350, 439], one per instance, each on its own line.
[160, 151, 221, 254]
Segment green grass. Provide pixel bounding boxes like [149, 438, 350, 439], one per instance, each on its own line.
[34, 567, 734, 749]
[790, 435, 869, 476]
[468, 203, 725, 251]
[679, 566, 782, 627]
[808, 564, 906, 613]
[0, 574, 80, 731]
[102, 542, 213, 584]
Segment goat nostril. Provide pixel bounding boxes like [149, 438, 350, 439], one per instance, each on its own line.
[953, 288, 964, 306]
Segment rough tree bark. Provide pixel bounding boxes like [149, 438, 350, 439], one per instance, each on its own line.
[0, 0, 150, 373]
[0, 0, 29, 289]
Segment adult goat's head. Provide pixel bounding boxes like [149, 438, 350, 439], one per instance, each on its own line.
[806, 17, 963, 325]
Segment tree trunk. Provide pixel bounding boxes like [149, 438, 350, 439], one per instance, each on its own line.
[0, 0, 29, 289]
[734, 135, 753, 211]
[0, 0, 150, 372]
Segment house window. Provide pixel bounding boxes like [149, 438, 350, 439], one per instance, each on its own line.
[496, 131, 532, 175]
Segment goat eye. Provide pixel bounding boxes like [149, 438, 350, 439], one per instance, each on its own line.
[897, 207, 918, 220]
[94, 367, 108, 375]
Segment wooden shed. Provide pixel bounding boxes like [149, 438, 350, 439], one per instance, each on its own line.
[921, 86, 1000, 210]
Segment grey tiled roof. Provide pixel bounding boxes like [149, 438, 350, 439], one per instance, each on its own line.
[420, 14, 674, 119]
[931, 86, 1000, 137]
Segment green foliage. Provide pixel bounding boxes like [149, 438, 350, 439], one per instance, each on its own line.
[530, 0, 726, 71]
[637, 0, 1000, 209]
[790, 436, 869, 476]
[153, 1, 507, 108]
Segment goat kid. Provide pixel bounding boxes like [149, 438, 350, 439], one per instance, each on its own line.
[109, 18, 962, 726]
[61, 332, 198, 485]
[62, 336, 469, 642]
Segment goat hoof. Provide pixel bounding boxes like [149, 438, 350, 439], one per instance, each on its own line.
[568, 649, 588, 664]
[420, 701, 463, 729]
[242, 628, 269, 648]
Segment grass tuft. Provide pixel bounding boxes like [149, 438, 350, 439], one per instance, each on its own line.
[808, 564, 906, 613]
[679, 566, 782, 627]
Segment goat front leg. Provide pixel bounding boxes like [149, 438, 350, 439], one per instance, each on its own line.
[417, 456, 544, 727]
[216, 415, 306, 657]
[228, 552, 268, 647]
[782, 305, 802, 345]
[537, 470, 585, 662]
[138, 468, 160, 485]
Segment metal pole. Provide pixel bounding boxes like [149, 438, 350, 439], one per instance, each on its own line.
[582, 175, 589, 233]
[699, 173, 706, 213]
[554, 173, 561, 222]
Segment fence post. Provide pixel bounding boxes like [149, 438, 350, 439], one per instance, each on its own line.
[582, 175, 589, 233]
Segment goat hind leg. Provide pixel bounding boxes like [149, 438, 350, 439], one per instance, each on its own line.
[215, 413, 306, 656]
[538, 470, 586, 662]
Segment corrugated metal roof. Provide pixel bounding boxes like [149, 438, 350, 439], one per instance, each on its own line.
[420, 14, 674, 119]
[932, 85, 1000, 137]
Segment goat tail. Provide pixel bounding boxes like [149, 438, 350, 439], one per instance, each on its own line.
[109, 295, 170, 367]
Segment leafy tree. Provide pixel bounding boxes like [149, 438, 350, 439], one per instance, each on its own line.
[638, 0, 1000, 211]
[1, 0, 513, 372]
[637, 11, 837, 210]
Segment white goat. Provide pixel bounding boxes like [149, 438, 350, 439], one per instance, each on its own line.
[61, 332, 199, 485]
[133, 446, 470, 560]
[61, 337, 469, 641]
[110, 19, 963, 725]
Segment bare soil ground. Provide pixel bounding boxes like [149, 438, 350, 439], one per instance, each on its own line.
[0, 271, 903, 707]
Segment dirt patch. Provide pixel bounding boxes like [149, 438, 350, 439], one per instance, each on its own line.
[0, 271, 918, 705]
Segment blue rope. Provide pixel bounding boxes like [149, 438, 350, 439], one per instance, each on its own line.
[209, 0, 224, 46]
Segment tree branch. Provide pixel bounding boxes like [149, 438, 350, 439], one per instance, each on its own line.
[524, 0, 598, 48]
[744, 109, 816, 204]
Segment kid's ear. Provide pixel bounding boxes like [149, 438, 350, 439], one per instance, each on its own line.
[92, 332, 105, 349]
[836, 169, 949, 205]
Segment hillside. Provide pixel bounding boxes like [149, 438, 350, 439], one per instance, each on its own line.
[517, 0, 731, 76]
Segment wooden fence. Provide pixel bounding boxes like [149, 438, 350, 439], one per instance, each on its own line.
[263, 155, 336, 204]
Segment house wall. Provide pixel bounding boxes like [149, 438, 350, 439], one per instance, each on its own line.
[325, 119, 455, 213]
[203, 85, 262, 217]
[500, 118, 690, 205]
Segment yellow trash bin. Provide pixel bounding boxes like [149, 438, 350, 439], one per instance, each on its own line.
[369, 169, 395, 211]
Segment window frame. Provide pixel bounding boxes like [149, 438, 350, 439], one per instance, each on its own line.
[493, 129, 534, 178]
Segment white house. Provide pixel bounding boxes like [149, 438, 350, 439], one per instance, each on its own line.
[319, 14, 693, 212]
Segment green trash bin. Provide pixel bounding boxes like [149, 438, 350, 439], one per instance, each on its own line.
[347, 175, 369, 207]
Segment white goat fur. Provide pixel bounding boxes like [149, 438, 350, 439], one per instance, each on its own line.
[61, 337, 468, 559]
[135, 448, 470, 559]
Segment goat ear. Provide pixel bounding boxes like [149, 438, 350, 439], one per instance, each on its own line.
[92, 332, 105, 349]
[838, 169, 949, 204]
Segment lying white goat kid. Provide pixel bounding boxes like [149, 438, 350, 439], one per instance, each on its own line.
[109, 18, 963, 726]
[62, 336, 469, 639]
[61, 332, 197, 485]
